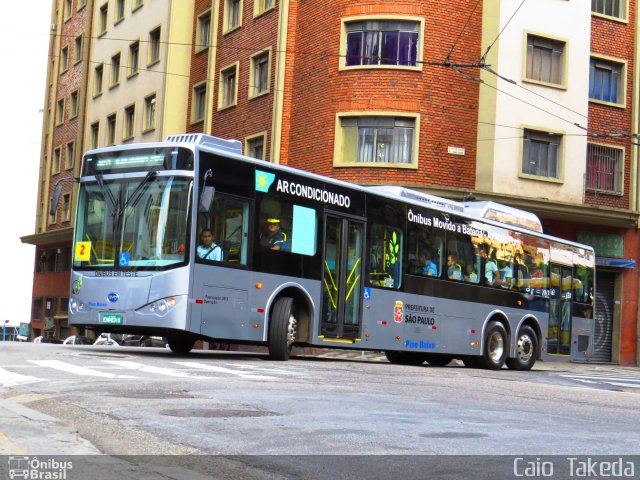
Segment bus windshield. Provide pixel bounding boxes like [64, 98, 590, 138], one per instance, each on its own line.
[73, 175, 192, 269]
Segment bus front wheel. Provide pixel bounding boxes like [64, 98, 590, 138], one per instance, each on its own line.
[480, 321, 508, 370]
[268, 297, 297, 361]
[506, 326, 538, 371]
[167, 335, 195, 354]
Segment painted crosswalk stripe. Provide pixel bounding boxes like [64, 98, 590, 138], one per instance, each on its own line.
[29, 360, 138, 379]
[559, 374, 640, 382]
[103, 360, 211, 379]
[173, 362, 276, 380]
[0, 367, 46, 387]
[223, 363, 298, 375]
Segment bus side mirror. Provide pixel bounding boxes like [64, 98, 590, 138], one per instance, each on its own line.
[199, 186, 215, 213]
[50, 184, 62, 216]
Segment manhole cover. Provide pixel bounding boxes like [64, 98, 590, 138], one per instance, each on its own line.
[160, 409, 280, 418]
[420, 432, 488, 439]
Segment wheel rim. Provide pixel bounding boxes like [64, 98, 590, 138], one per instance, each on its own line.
[286, 314, 297, 346]
[516, 334, 533, 362]
[488, 331, 504, 363]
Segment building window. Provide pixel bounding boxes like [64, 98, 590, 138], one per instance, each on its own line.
[124, 104, 135, 140]
[338, 116, 415, 164]
[74, 35, 83, 63]
[61, 46, 69, 72]
[250, 50, 270, 97]
[197, 11, 211, 51]
[586, 143, 623, 194]
[148, 27, 161, 64]
[56, 99, 65, 125]
[128, 41, 140, 77]
[64, 0, 73, 20]
[78, 0, 87, 10]
[90, 122, 100, 149]
[99, 3, 108, 35]
[133, 0, 143, 10]
[62, 194, 71, 222]
[525, 34, 565, 86]
[66, 142, 74, 169]
[53, 147, 62, 174]
[522, 129, 561, 179]
[115, 0, 125, 22]
[247, 134, 265, 159]
[106, 113, 117, 145]
[70, 90, 78, 118]
[144, 94, 156, 131]
[589, 57, 624, 105]
[219, 64, 238, 109]
[192, 83, 207, 122]
[94, 64, 104, 96]
[345, 20, 419, 67]
[592, 0, 626, 19]
[224, 0, 242, 32]
[254, 0, 273, 16]
[110, 53, 121, 86]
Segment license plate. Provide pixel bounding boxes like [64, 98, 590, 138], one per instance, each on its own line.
[101, 313, 124, 325]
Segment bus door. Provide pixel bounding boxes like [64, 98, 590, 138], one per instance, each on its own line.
[320, 215, 364, 339]
[548, 264, 572, 355]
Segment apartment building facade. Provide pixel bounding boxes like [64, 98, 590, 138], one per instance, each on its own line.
[23, 0, 639, 364]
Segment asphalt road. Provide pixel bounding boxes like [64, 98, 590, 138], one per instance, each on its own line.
[1, 342, 639, 479]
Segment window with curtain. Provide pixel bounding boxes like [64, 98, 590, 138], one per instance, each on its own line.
[522, 129, 561, 178]
[586, 143, 623, 194]
[592, 0, 626, 19]
[341, 116, 414, 164]
[346, 20, 419, 67]
[526, 35, 565, 85]
[589, 57, 623, 104]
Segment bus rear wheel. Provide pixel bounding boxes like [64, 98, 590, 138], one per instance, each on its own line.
[479, 321, 508, 370]
[424, 354, 453, 367]
[384, 351, 425, 366]
[268, 297, 297, 361]
[506, 326, 538, 371]
[167, 335, 195, 354]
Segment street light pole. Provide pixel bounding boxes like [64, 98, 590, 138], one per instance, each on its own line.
[2, 320, 8, 342]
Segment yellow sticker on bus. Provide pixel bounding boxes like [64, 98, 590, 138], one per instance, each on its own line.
[75, 241, 91, 261]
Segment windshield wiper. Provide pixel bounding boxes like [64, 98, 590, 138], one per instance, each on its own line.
[122, 169, 158, 213]
[95, 174, 119, 213]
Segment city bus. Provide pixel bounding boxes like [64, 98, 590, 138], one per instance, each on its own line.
[64, 133, 595, 370]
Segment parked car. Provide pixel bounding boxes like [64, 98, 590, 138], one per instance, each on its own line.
[121, 335, 167, 348]
[63, 335, 94, 345]
[33, 336, 63, 344]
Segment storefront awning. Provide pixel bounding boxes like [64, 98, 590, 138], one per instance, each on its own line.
[596, 257, 636, 269]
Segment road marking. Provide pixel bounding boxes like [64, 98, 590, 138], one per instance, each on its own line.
[0, 430, 27, 455]
[557, 373, 640, 389]
[103, 360, 211, 379]
[0, 367, 46, 387]
[29, 360, 138, 379]
[173, 362, 277, 380]
[223, 363, 299, 375]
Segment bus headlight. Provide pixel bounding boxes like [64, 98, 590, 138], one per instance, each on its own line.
[137, 296, 179, 316]
[69, 298, 85, 314]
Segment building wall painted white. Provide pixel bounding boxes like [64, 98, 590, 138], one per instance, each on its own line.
[477, 0, 591, 204]
[85, 0, 172, 148]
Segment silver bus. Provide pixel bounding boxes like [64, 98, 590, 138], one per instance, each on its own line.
[66, 133, 595, 370]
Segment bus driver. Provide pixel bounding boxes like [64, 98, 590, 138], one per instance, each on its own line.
[197, 229, 222, 261]
[260, 218, 286, 250]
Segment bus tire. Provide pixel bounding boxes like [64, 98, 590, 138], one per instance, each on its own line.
[480, 321, 507, 370]
[424, 354, 453, 367]
[168, 335, 195, 354]
[268, 297, 297, 361]
[506, 326, 538, 371]
[384, 351, 425, 366]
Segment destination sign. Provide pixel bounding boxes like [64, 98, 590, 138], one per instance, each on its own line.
[91, 153, 165, 171]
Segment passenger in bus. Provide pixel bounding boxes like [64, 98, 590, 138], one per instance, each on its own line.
[499, 260, 514, 289]
[419, 252, 439, 277]
[260, 218, 286, 250]
[447, 254, 462, 280]
[481, 244, 500, 286]
[197, 229, 223, 261]
[464, 263, 478, 283]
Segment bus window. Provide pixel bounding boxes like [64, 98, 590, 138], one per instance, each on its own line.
[368, 224, 403, 289]
[573, 264, 593, 304]
[407, 222, 442, 278]
[446, 228, 478, 283]
[257, 198, 317, 256]
[198, 195, 250, 265]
